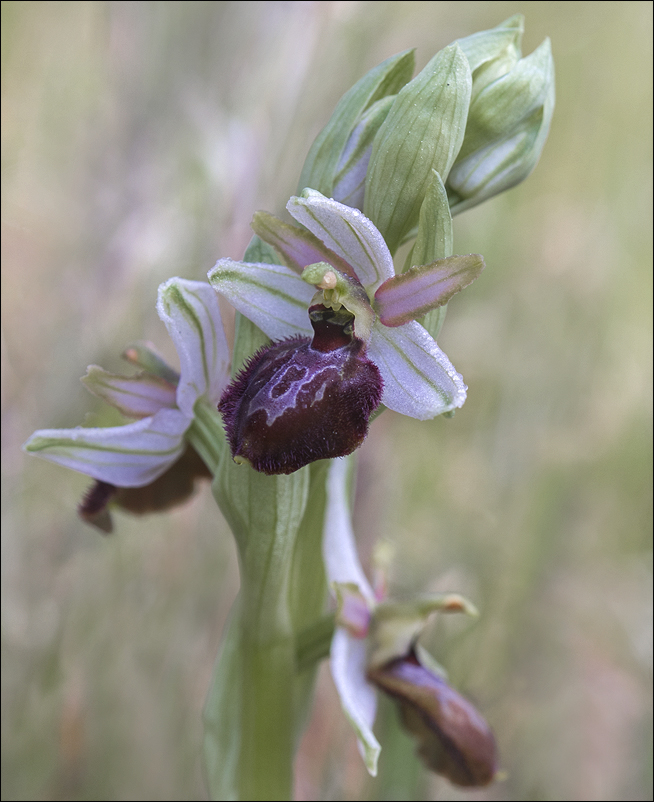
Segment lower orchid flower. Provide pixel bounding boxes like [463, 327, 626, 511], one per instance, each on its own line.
[23, 279, 229, 532]
[209, 189, 484, 474]
[323, 456, 498, 786]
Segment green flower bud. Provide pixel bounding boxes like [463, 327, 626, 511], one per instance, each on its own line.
[364, 43, 472, 254]
[298, 49, 415, 203]
[447, 17, 555, 213]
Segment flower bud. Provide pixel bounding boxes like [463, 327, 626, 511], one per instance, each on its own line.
[447, 17, 555, 213]
[368, 647, 498, 787]
[218, 305, 383, 475]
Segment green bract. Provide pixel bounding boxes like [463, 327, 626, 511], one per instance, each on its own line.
[456, 13, 523, 97]
[298, 49, 415, 204]
[364, 43, 472, 254]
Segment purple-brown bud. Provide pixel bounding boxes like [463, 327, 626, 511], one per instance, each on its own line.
[368, 648, 498, 787]
[218, 305, 383, 475]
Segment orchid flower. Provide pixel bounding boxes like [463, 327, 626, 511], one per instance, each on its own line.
[23, 279, 229, 531]
[209, 188, 483, 475]
[322, 456, 498, 786]
[209, 188, 483, 425]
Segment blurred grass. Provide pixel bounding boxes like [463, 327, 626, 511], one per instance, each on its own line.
[1, 2, 651, 800]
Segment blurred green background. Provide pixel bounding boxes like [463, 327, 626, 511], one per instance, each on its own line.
[2, 2, 651, 800]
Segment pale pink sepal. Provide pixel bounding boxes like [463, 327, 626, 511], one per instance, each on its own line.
[334, 583, 373, 639]
[82, 365, 177, 419]
[251, 211, 357, 279]
[287, 190, 395, 293]
[330, 627, 381, 776]
[323, 457, 375, 604]
[374, 254, 485, 327]
[323, 457, 380, 774]
[208, 259, 314, 341]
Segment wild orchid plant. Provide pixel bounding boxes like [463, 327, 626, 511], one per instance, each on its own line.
[24, 16, 554, 801]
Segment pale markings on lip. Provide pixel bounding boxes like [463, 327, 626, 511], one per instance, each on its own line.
[246, 360, 344, 425]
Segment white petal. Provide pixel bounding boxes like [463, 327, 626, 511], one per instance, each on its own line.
[157, 279, 230, 417]
[208, 259, 313, 341]
[287, 190, 395, 293]
[369, 321, 467, 419]
[324, 459, 380, 774]
[331, 628, 381, 776]
[23, 408, 190, 487]
[323, 456, 375, 604]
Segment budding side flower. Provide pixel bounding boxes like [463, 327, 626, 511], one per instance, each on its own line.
[447, 16, 555, 213]
[218, 305, 383, 475]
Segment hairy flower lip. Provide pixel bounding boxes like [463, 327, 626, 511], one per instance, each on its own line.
[218, 306, 383, 475]
[77, 444, 212, 533]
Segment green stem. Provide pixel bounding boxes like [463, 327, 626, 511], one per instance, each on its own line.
[295, 613, 335, 673]
[204, 444, 310, 800]
[201, 314, 341, 800]
[187, 400, 225, 474]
